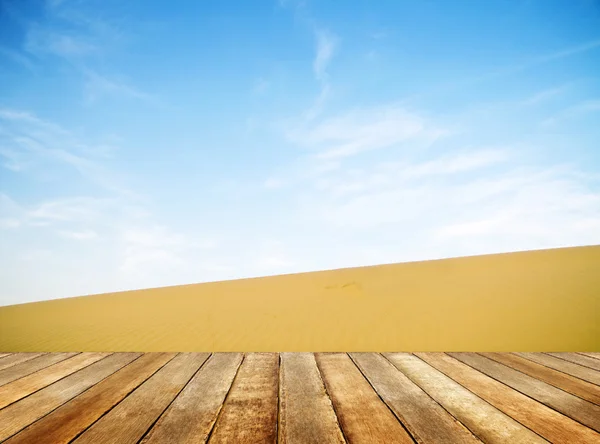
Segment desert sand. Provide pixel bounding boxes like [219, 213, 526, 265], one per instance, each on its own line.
[0, 245, 598, 352]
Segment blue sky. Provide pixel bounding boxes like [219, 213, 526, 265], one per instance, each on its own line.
[1, 0, 600, 305]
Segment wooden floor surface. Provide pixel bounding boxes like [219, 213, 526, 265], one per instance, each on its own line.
[0, 352, 598, 443]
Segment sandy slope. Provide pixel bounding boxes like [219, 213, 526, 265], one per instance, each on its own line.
[1, 246, 598, 352]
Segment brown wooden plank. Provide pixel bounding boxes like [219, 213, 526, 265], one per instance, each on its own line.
[547, 352, 600, 372]
[315, 353, 414, 444]
[141, 353, 243, 444]
[516, 352, 600, 386]
[74, 353, 209, 444]
[450, 352, 600, 432]
[481, 352, 600, 405]
[0, 353, 45, 371]
[417, 352, 600, 444]
[0, 352, 109, 409]
[278, 353, 345, 444]
[0, 353, 139, 442]
[6, 353, 176, 444]
[350, 352, 479, 443]
[0, 353, 79, 387]
[578, 352, 600, 360]
[208, 353, 279, 444]
[384, 353, 547, 443]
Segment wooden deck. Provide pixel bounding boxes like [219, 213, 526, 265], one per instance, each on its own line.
[0, 352, 598, 443]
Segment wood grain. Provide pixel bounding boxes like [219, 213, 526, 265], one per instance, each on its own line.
[481, 352, 600, 405]
[450, 352, 600, 432]
[384, 353, 547, 443]
[350, 352, 479, 444]
[578, 352, 600, 360]
[74, 353, 209, 444]
[141, 353, 243, 444]
[208, 353, 279, 444]
[417, 352, 600, 444]
[516, 352, 600, 386]
[547, 352, 600, 372]
[279, 353, 345, 444]
[0, 353, 139, 442]
[0, 353, 12, 359]
[5, 353, 175, 444]
[0, 352, 78, 387]
[0, 353, 44, 371]
[316, 353, 414, 444]
[0, 352, 109, 409]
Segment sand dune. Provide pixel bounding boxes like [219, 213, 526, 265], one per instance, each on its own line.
[1, 245, 598, 352]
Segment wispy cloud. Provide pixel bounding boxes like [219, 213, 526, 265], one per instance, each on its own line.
[541, 99, 600, 126]
[58, 228, 99, 240]
[520, 86, 567, 106]
[302, 29, 339, 120]
[0, 107, 140, 196]
[252, 77, 270, 95]
[0, 46, 37, 72]
[82, 69, 155, 103]
[313, 30, 337, 82]
[289, 104, 447, 159]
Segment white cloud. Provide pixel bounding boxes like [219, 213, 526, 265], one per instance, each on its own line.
[541, 99, 600, 126]
[313, 30, 337, 82]
[58, 228, 99, 240]
[520, 86, 566, 106]
[252, 78, 270, 95]
[82, 69, 154, 103]
[288, 104, 447, 159]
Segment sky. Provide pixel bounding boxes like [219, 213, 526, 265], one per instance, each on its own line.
[1, 0, 600, 306]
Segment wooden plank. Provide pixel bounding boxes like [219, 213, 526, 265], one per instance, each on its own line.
[0, 353, 79, 387]
[450, 352, 600, 432]
[481, 352, 600, 405]
[0, 353, 139, 442]
[547, 352, 600, 372]
[74, 353, 209, 444]
[417, 352, 600, 444]
[384, 353, 547, 444]
[6, 353, 176, 444]
[208, 353, 279, 444]
[0, 353, 45, 371]
[516, 352, 600, 386]
[579, 352, 600, 360]
[141, 353, 243, 444]
[0, 353, 12, 359]
[350, 353, 479, 443]
[278, 353, 345, 444]
[0, 352, 109, 409]
[315, 353, 414, 444]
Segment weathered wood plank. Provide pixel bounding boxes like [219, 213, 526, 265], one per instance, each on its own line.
[208, 353, 279, 444]
[0, 353, 79, 387]
[141, 353, 243, 444]
[0, 353, 139, 442]
[450, 353, 600, 432]
[6, 353, 175, 444]
[516, 352, 600, 386]
[481, 352, 600, 405]
[0, 352, 109, 409]
[547, 352, 600, 372]
[350, 353, 479, 443]
[384, 353, 547, 443]
[417, 352, 600, 444]
[0, 353, 45, 371]
[73, 353, 209, 444]
[578, 352, 600, 360]
[316, 353, 414, 444]
[278, 353, 345, 444]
